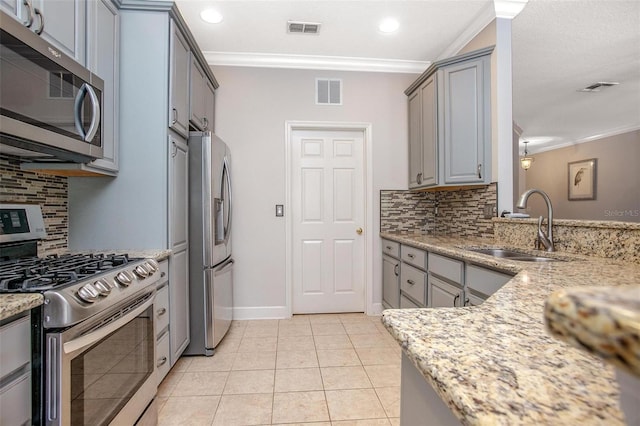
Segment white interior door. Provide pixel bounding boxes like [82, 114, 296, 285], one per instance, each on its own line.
[292, 129, 366, 313]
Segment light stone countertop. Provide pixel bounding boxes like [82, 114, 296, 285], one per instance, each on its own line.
[0, 249, 171, 321]
[380, 232, 640, 425]
[0, 294, 43, 321]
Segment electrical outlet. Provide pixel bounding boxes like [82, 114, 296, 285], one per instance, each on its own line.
[275, 204, 284, 217]
[483, 204, 495, 219]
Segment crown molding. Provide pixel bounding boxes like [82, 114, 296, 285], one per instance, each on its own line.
[437, 1, 496, 60]
[203, 52, 428, 74]
[524, 124, 640, 154]
[494, 0, 529, 19]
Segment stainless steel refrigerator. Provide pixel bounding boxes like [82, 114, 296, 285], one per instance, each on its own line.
[185, 131, 233, 356]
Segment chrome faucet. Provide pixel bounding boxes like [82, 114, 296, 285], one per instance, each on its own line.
[516, 189, 555, 252]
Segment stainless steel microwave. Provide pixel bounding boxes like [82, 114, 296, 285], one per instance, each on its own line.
[0, 10, 103, 163]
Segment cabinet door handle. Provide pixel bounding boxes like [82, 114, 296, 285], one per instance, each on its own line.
[407, 279, 415, 285]
[407, 253, 415, 259]
[453, 294, 459, 307]
[171, 107, 178, 126]
[202, 117, 209, 130]
[157, 356, 168, 367]
[160, 271, 166, 278]
[417, 172, 423, 184]
[22, 0, 34, 27]
[157, 307, 167, 316]
[394, 264, 399, 277]
[34, 7, 43, 35]
[386, 245, 392, 250]
[477, 164, 482, 179]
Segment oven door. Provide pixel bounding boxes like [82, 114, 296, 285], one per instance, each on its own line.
[45, 290, 156, 426]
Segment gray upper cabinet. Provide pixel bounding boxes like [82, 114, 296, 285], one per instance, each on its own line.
[204, 79, 215, 131]
[169, 20, 190, 137]
[440, 56, 491, 184]
[189, 56, 206, 130]
[406, 47, 492, 189]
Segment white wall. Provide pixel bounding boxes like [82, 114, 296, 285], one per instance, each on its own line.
[211, 66, 415, 317]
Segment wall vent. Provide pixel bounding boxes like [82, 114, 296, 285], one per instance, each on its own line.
[579, 81, 619, 92]
[287, 21, 321, 34]
[316, 79, 342, 105]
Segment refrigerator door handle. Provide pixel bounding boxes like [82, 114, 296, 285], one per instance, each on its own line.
[215, 258, 234, 274]
[222, 157, 232, 245]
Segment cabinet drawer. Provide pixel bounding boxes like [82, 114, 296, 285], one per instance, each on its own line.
[400, 294, 421, 309]
[401, 246, 427, 270]
[156, 331, 171, 385]
[155, 284, 170, 335]
[400, 264, 427, 306]
[0, 315, 30, 378]
[466, 265, 512, 298]
[429, 253, 463, 284]
[0, 371, 31, 426]
[382, 240, 400, 258]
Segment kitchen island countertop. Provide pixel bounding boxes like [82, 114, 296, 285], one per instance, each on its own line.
[0, 293, 43, 321]
[380, 231, 640, 425]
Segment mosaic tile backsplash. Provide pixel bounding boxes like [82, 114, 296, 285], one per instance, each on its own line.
[380, 183, 497, 239]
[0, 156, 68, 255]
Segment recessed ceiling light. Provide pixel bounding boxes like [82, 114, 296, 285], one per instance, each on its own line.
[200, 8, 223, 24]
[378, 18, 399, 33]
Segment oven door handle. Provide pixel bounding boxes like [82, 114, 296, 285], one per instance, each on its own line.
[63, 292, 154, 356]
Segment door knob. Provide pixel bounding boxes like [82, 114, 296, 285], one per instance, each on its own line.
[356, 227, 363, 235]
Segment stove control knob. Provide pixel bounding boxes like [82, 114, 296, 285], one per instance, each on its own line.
[77, 283, 100, 303]
[134, 264, 150, 279]
[93, 279, 113, 296]
[146, 259, 159, 273]
[115, 270, 134, 287]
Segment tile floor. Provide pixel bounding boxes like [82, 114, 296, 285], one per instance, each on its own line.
[157, 313, 402, 425]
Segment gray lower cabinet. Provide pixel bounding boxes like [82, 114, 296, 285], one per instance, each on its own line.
[0, 313, 31, 426]
[429, 274, 463, 308]
[382, 254, 400, 309]
[154, 261, 170, 384]
[465, 264, 512, 304]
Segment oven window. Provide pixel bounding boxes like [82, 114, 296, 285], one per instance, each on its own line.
[69, 310, 153, 426]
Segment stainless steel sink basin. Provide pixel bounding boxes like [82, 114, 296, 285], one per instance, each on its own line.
[468, 248, 559, 262]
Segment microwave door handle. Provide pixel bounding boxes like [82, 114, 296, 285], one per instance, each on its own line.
[74, 83, 88, 140]
[84, 85, 101, 142]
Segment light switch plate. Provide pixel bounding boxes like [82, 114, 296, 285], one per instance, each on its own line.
[276, 204, 284, 217]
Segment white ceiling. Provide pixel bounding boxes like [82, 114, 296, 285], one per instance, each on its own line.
[176, 0, 640, 152]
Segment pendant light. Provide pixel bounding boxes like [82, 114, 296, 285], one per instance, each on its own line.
[520, 141, 534, 170]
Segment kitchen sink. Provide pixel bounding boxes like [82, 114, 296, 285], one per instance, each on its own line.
[467, 248, 560, 262]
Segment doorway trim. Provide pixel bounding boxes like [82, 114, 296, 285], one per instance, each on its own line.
[285, 121, 374, 317]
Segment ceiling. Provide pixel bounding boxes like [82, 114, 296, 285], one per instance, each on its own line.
[176, 0, 640, 152]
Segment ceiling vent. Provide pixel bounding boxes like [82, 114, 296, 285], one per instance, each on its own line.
[287, 21, 321, 34]
[579, 81, 619, 92]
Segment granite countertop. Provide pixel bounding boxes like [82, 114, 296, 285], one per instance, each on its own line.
[380, 232, 640, 425]
[545, 285, 640, 378]
[0, 249, 171, 321]
[0, 294, 43, 321]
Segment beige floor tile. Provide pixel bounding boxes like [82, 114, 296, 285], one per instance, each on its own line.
[388, 418, 400, 426]
[224, 369, 275, 394]
[308, 314, 343, 324]
[286, 314, 313, 323]
[214, 337, 241, 354]
[156, 396, 168, 413]
[171, 357, 193, 372]
[273, 423, 330, 426]
[331, 420, 391, 426]
[343, 322, 381, 335]
[157, 370, 184, 397]
[278, 323, 313, 337]
[348, 334, 392, 349]
[225, 326, 246, 339]
[355, 348, 400, 366]
[158, 395, 219, 426]
[317, 349, 361, 367]
[212, 393, 273, 426]
[274, 367, 323, 392]
[172, 371, 228, 396]
[325, 389, 386, 420]
[243, 325, 279, 338]
[232, 351, 277, 370]
[272, 391, 330, 424]
[187, 353, 236, 372]
[278, 335, 316, 351]
[237, 336, 278, 352]
[338, 313, 368, 320]
[321, 366, 372, 390]
[276, 350, 318, 369]
[243, 319, 279, 328]
[311, 323, 347, 336]
[364, 364, 401, 388]
[314, 334, 353, 350]
[375, 387, 400, 418]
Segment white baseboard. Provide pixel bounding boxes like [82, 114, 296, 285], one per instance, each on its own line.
[369, 302, 385, 316]
[233, 305, 289, 320]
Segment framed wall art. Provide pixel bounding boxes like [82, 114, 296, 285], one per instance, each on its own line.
[568, 158, 597, 200]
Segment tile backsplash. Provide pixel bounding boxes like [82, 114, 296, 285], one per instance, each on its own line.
[380, 183, 497, 239]
[0, 156, 68, 255]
